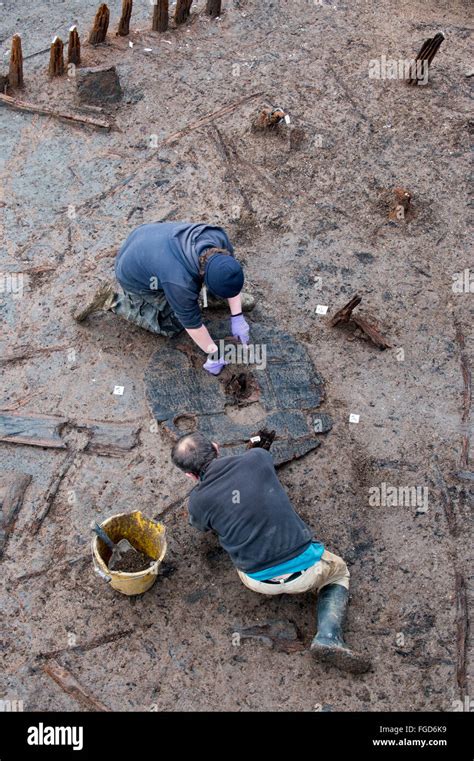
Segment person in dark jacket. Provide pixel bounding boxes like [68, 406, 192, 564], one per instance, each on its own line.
[74, 222, 254, 376]
[171, 431, 371, 674]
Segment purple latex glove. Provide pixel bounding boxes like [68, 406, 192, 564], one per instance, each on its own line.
[231, 314, 250, 345]
[203, 357, 228, 376]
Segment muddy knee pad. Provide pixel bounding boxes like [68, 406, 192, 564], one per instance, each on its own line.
[319, 550, 350, 590]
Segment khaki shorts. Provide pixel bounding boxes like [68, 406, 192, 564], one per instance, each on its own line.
[237, 549, 350, 596]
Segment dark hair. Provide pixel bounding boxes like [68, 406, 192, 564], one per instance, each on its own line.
[198, 247, 232, 277]
[171, 432, 218, 477]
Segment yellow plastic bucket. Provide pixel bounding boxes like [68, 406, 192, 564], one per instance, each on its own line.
[92, 510, 167, 596]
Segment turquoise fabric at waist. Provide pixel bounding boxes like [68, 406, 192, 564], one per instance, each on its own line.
[245, 542, 325, 580]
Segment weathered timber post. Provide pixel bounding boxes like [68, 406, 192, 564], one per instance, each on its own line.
[174, 0, 193, 25]
[89, 3, 110, 45]
[117, 0, 133, 36]
[67, 26, 81, 66]
[206, 0, 221, 18]
[407, 31, 445, 85]
[9, 35, 24, 89]
[152, 0, 168, 33]
[48, 36, 65, 77]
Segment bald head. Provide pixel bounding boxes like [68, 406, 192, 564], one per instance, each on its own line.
[171, 432, 218, 477]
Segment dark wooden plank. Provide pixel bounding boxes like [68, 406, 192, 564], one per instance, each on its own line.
[31, 452, 76, 535]
[0, 411, 67, 448]
[352, 315, 392, 350]
[146, 322, 330, 466]
[455, 572, 468, 694]
[0, 472, 32, 557]
[0, 93, 111, 131]
[43, 660, 110, 712]
[81, 421, 140, 457]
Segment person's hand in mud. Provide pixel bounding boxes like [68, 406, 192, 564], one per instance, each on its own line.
[203, 357, 228, 376]
[185, 327, 226, 375]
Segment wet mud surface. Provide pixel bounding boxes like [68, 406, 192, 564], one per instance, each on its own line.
[0, 0, 472, 712]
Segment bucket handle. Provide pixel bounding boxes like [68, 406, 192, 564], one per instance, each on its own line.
[94, 565, 112, 583]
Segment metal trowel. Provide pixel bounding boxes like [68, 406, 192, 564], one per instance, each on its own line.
[92, 522, 140, 571]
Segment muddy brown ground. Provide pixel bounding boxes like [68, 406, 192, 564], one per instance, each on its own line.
[0, 0, 472, 711]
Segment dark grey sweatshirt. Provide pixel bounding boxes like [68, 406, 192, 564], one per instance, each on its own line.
[188, 448, 314, 573]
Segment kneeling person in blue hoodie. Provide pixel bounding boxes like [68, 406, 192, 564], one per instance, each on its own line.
[74, 222, 253, 376]
[171, 431, 371, 674]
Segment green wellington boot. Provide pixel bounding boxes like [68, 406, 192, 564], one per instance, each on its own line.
[310, 584, 372, 674]
[73, 282, 116, 323]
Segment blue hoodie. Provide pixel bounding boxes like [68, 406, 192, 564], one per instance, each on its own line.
[115, 222, 234, 329]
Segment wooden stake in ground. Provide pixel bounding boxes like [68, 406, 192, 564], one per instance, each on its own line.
[206, 0, 222, 17]
[330, 295, 361, 327]
[9, 34, 24, 89]
[117, 0, 133, 37]
[67, 26, 81, 67]
[89, 3, 110, 45]
[48, 37, 65, 78]
[407, 31, 445, 85]
[152, 0, 169, 33]
[330, 294, 391, 350]
[174, 0, 193, 25]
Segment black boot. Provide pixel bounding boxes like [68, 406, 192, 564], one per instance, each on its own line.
[310, 584, 371, 674]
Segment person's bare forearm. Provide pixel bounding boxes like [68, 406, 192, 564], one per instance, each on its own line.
[186, 325, 217, 354]
[227, 294, 242, 315]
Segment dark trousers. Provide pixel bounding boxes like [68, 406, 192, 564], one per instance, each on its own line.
[111, 286, 183, 337]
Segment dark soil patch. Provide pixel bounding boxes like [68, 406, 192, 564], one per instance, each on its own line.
[246, 427, 276, 451]
[111, 548, 153, 574]
[222, 370, 260, 404]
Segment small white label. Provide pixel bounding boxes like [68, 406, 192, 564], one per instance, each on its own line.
[349, 413, 360, 423]
[250, 436, 261, 443]
[284, 114, 291, 124]
[315, 304, 328, 315]
[143, 48, 152, 52]
[113, 385, 125, 396]
[129, 41, 134, 48]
